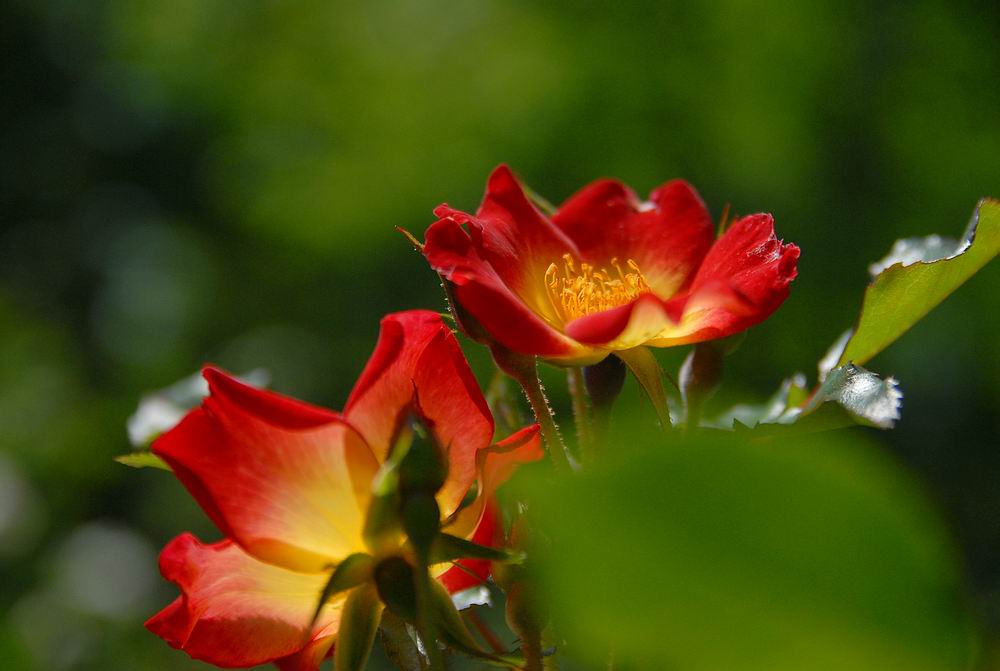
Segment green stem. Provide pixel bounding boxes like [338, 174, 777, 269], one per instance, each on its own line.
[566, 367, 593, 464]
[521, 627, 544, 671]
[491, 347, 574, 472]
[521, 370, 573, 472]
[413, 563, 444, 671]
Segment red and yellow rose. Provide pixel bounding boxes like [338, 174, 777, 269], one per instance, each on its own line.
[146, 310, 541, 670]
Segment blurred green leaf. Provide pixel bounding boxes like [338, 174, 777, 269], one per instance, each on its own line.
[113, 452, 171, 470]
[529, 431, 975, 671]
[710, 373, 809, 429]
[840, 198, 1000, 366]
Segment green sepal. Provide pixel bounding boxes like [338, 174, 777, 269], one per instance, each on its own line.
[426, 578, 524, 668]
[310, 553, 376, 629]
[430, 533, 526, 565]
[614, 347, 673, 428]
[114, 452, 171, 471]
[335, 583, 383, 671]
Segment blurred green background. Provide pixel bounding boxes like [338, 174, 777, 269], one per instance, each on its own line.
[1, 0, 998, 669]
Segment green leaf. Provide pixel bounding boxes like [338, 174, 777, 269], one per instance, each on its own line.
[711, 374, 810, 429]
[113, 452, 171, 471]
[614, 346, 673, 428]
[839, 198, 1000, 366]
[430, 533, 526, 565]
[311, 553, 375, 628]
[335, 583, 383, 671]
[527, 431, 975, 671]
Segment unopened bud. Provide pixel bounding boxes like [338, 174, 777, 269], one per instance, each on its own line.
[399, 431, 447, 497]
[583, 355, 626, 412]
[680, 343, 724, 426]
[400, 491, 440, 558]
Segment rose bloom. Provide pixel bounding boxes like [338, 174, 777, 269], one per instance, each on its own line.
[422, 166, 799, 365]
[146, 310, 542, 670]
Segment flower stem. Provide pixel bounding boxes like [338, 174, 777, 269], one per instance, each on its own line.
[566, 367, 593, 463]
[521, 626, 544, 671]
[490, 346, 574, 472]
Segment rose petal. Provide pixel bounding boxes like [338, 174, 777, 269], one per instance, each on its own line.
[689, 213, 799, 303]
[423, 218, 599, 362]
[446, 424, 544, 543]
[441, 165, 578, 302]
[553, 178, 714, 296]
[153, 369, 378, 572]
[147, 533, 340, 669]
[344, 310, 496, 518]
[646, 214, 800, 346]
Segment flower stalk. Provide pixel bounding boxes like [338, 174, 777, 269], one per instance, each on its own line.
[566, 367, 593, 462]
[491, 345, 575, 472]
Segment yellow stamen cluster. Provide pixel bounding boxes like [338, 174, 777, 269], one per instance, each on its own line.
[545, 254, 651, 322]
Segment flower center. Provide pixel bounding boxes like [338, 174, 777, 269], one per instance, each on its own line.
[544, 254, 651, 322]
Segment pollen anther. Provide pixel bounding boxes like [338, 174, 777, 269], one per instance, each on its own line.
[545, 254, 651, 322]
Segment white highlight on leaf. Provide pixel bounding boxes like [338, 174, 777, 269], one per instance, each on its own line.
[814, 364, 903, 429]
[867, 207, 981, 278]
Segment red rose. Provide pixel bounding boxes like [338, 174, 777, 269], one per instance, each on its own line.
[423, 166, 799, 364]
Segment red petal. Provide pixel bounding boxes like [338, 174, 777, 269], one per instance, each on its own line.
[274, 633, 336, 671]
[553, 178, 715, 296]
[650, 214, 799, 345]
[152, 370, 379, 573]
[565, 215, 798, 348]
[423, 218, 597, 362]
[480, 423, 545, 494]
[689, 213, 799, 302]
[439, 425, 543, 593]
[445, 424, 544, 545]
[454, 165, 579, 299]
[147, 533, 339, 669]
[345, 310, 495, 517]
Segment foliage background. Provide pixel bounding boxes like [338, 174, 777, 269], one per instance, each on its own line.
[1, 1, 998, 669]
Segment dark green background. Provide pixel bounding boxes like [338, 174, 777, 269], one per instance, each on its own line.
[1, 1, 997, 669]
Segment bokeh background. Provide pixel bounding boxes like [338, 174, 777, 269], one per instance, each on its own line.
[1, 1, 998, 669]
